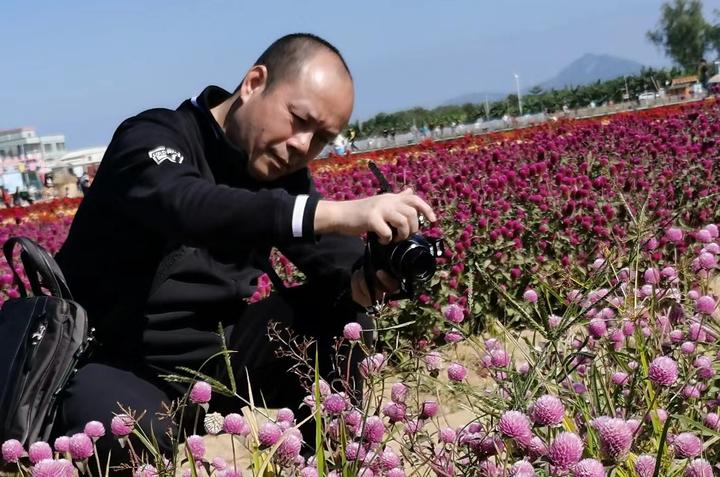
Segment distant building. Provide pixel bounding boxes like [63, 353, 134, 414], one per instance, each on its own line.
[667, 75, 699, 98]
[0, 127, 66, 166]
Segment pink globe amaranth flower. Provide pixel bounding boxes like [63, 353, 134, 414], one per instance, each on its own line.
[529, 395, 565, 426]
[703, 412, 720, 430]
[633, 454, 657, 477]
[447, 363, 467, 382]
[133, 464, 158, 477]
[424, 351, 442, 372]
[517, 362, 530, 374]
[84, 420, 106, 440]
[548, 314, 562, 329]
[323, 393, 347, 415]
[211, 457, 227, 470]
[224, 470, 243, 477]
[591, 258, 605, 271]
[382, 402, 406, 423]
[186, 435, 205, 460]
[386, 469, 405, 477]
[111, 414, 134, 437]
[343, 322, 362, 341]
[403, 418, 424, 436]
[705, 224, 719, 239]
[490, 349, 510, 367]
[32, 459, 74, 477]
[223, 413, 250, 436]
[439, 427, 456, 444]
[646, 408, 668, 425]
[573, 458, 605, 477]
[509, 460, 535, 477]
[300, 467, 319, 477]
[681, 341, 696, 354]
[665, 227, 683, 243]
[661, 266, 678, 279]
[381, 449, 400, 470]
[2, 439, 25, 463]
[28, 441, 52, 464]
[54, 436, 70, 453]
[567, 289, 583, 304]
[444, 330, 464, 343]
[391, 383, 409, 404]
[524, 435, 548, 459]
[670, 329, 685, 343]
[357, 468, 374, 477]
[548, 432, 584, 469]
[696, 296, 716, 315]
[443, 303, 465, 323]
[684, 458, 713, 477]
[591, 417, 632, 460]
[611, 371, 629, 386]
[277, 433, 302, 462]
[672, 432, 703, 458]
[587, 318, 607, 338]
[523, 289, 538, 303]
[695, 229, 713, 243]
[189, 381, 212, 404]
[648, 356, 678, 386]
[626, 419, 641, 435]
[276, 407, 294, 424]
[345, 441, 366, 461]
[69, 433, 94, 460]
[498, 410, 532, 442]
[645, 237, 659, 250]
[643, 267, 660, 285]
[421, 400, 440, 419]
[362, 416, 384, 443]
[359, 353, 386, 378]
[258, 422, 282, 447]
[698, 252, 717, 269]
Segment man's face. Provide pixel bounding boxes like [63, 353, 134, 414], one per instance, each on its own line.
[226, 51, 354, 181]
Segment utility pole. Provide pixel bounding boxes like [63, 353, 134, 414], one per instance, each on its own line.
[514, 74, 523, 116]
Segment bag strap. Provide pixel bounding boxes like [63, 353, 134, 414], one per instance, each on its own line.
[3, 237, 73, 299]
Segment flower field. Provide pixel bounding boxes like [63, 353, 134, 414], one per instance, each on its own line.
[2, 100, 720, 476]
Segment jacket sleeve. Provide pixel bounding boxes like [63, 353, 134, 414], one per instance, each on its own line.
[101, 118, 320, 252]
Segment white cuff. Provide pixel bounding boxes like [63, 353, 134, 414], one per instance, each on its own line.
[292, 195, 309, 238]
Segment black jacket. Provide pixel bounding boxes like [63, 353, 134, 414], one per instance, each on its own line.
[56, 86, 364, 365]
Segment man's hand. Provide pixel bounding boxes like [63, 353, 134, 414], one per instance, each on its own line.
[314, 188, 437, 244]
[351, 267, 400, 308]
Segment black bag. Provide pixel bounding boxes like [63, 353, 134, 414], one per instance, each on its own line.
[0, 237, 93, 446]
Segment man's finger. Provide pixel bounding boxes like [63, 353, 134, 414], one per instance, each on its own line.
[406, 195, 437, 223]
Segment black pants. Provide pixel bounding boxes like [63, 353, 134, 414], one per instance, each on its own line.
[51, 284, 372, 471]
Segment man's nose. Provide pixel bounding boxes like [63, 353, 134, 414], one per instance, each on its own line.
[287, 131, 314, 156]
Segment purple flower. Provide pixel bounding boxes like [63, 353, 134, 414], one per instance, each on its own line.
[703, 412, 720, 430]
[323, 393, 347, 415]
[186, 435, 205, 460]
[633, 454, 657, 477]
[698, 252, 717, 269]
[276, 408, 294, 424]
[498, 410, 532, 443]
[648, 356, 678, 386]
[684, 458, 713, 477]
[189, 381, 212, 404]
[573, 458, 605, 477]
[643, 267, 660, 285]
[588, 318, 607, 338]
[548, 432, 584, 469]
[223, 413, 250, 436]
[665, 227, 683, 243]
[591, 417, 632, 459]
[443, 303, 465, 323]
[258, 422, 282, 447]
[362, 416, 384, 443]
[509, 460, 535, 477]
[696, 296, 716, 315]
[32, 459, 74, 477]
[69, 433, 94, 460]
[382, 402, 406, 423]
[524, 435, 548, 459]
[529, 395, 565, 426]
[391, 383, 409, 404]
[444, 330, 464, 343]
[490, 349, 510, 367]
[420, 400, 440, 419]
[300, 467, 319, 477]
[54, 436, 70, 453]
[84, 420, 106, 440]
[381, 449, 401, 470]
[611, 372, 629, 386]
[424, 351, 443, 372]
[359, 353, 387, 378]
[2, 439, 25, 463]
[277, 433, 302, 462]
[523, 289, 538, 303]
[211, 457, 226, 470]
[345, 442, 366, 461]
[386, 469, 405, 477]
[28, 442, 52, 464]
[447, 363, 467, 382]
[439, 427, 456, 444]
[111, 414, 134, 437]
[672, 432, 703, 458]
[133, 464, 158, 477]
[343, 322, 362, 341]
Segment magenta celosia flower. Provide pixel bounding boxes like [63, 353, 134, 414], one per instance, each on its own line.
[111, 414, 134, 437]
[1, 439, 25, 463]
[84, 421, 105, 440]
[498, 410, 532, 443]
[362, 416, 384, 443]
[509, 460, 535, 477]
[696, 296, 716, 315]
[32, 459, 74, 477]
[573, 458, 605, 477]
[323, 393, 347, 415]
[529, 395, 565, 426]
[447, 363, 467, 382]
[277, 433, 302, 462]
[189, 381, 212, 404]
[343, 322, 362, 341]
[648, 356, 678, 386]
[633, 454, 657, 477]
[185, 435, 205, 460]
[69, 433, 93, 460]
[443, 303, 464, 323]
[54, 436, 70, 453]
[684, 458, 713, 477]
[439, 427, 456, 444]
[28, 442, 52, 464]
[523, 289, 538, 303]
[223, 413, 250, 436]
[258, 422, 282, 447]
[421, 401, 440, 419]
[424, 351, 443, 372]
[391, 383, 409, 404]
[548, 432, 584, 469]
[591, 417, 632, 459]
[672, 432, 703, 458]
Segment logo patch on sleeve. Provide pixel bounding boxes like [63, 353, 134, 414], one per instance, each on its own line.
[148, 146, 184, 165]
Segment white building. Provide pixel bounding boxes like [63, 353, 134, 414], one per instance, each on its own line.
[0, 127, 66, 166]
[57, 146, 106, 175]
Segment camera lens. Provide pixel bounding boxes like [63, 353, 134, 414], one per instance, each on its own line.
[388, 235, 437, 282]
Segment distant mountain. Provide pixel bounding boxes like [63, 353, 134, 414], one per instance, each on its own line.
[441, 91, 507, 107]
[537, 53, 645, 90]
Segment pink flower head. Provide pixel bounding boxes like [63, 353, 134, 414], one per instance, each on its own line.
[665, 227, 683, 243]
[323, 393, 347, 415]
[186, 435, 205, 460]
[300, 467, 319, 477]
[523, 289, 538, 303]
[695, 229, 713, 243]
[343, 322, 362, 341]
[548, 314, 562, 329]
[705, 224, 719, 239]
[32, 459, 74, 477]
[498, 410, 532, 442]
[386, 469, 405, 477]
[490, 349, 510, 367]
[211, 457, 227, 470]
[509, 460, 535, 477]
[672, 432, 703, 458]
[698, 252, 717, 269]
[696, 296, 716, 315]
[529, 395, 565, 426]
[359, 353, 386, 378]
[54, 436, 70, 453]
[69, 433, 94, 460]
[573, 458, 605, 477]
[439, 427, 456, 444]
[421, 400, 440, 419]
[643, 268, 660, 285]
[424, 351, 443, 372]
[403, 418, 424, 436]
[362, 416, 384, 443]
[133, 464, 158, 477]
[223, 413, 250, 436]
[444, 330, 464, 343]
[648, 356, 678, 386]
[258, 422, 282, 447]
[703, 412, 720, 430]
[611, 372, 629, 386]
[382, 402, 406, 423]
[591, 417, 632, 460]
[391, 383, 409, 404]
[345, 442, 366, 461]
[28, 442, 52, 464]
[588, 318, 607, 338]
[111, 414, 134, 437]
[633, 454, 657, 477]
[525, 435, 549, 459]
[443, 303, 464, 323]
[684, 458, 713, 477]
[189, 381, 212, 404]
[548, 432, 584, 469]
[447, 363, 467, 382]
[84, 420, 106, 440]
[276, 408, 294, 424]
[277, 433, 302, 462]
[1, 439, 25, 463]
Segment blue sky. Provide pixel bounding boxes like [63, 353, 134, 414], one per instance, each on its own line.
[1, 0, 717, 149]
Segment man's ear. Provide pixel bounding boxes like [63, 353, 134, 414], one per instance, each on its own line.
[239, 65, 268, 103]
